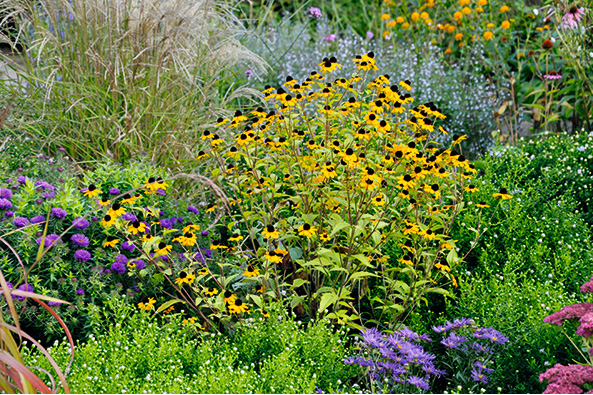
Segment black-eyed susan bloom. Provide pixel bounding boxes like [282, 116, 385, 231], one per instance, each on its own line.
[403, 221, 420, 235]
[223, 291, 236, 304]
[372, 194, 386, 206]
[175, 271, 196, 287]
[243, 266, 260, 277]
[399, 254, 414, 265]
[255, 284, 265, 293]
[298, 223, 317, 238]
[83, 184, 102, 198]
[229, 233, 244, 242]
[229, 299, 249, 314]
[103, 236, 119, 248]
[154, 242, 172, 257]
[204, 287, 218, 296]
[173, 232, 197, 247]
[138, 297, 156, 311]
[465, 184, 479, 193]
[265, 251, 283, 264]
[128, 220, 147, 235]
[262, 224, 280, 239]
[98, 197, 111, 206]
[493, 188, 513, 200]
[102, 214, 116, 228]
[108, 203, 126, 218]
[476, 202, 490, 208]
[260, 309, 270, 318]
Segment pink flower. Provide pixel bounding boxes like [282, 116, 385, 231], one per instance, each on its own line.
[540, 363, 593, 394]
[323, 33, 338, 42]
[544, 70, 563, 80]
[577, 312, 593, 338]
[581, 276, 593, 293]
[544, 303, 593, 325]
[562, 6, 585, 29]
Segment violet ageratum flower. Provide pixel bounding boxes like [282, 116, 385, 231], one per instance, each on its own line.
[121, 241, 135, 252]
[109, 187, 120, 195]
[121, 212, 137, 222]
[0, 198, 12, 210]
[70, 234, 89, 247]
[111, 261, 126, 274]
[72, 217, 89, 230]
[366, 31, 374, 39]
[0, 188, 12, 199]
[30, 215, 45, 224]
[42, 192, 56, 200]
[114, 254, 128, 264]
[16, 284, 34, 301]
[187, 205, 199, 214]
[132, 259, 145, 270]
[50, 207, 67, 219]
[14, 217, 29, 227]
[5, 210, 14, 218]
[76, 288, 84, 295]
[74, 249, 91, 262]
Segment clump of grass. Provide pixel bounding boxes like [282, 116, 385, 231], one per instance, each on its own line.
[0, 0, 266, 167]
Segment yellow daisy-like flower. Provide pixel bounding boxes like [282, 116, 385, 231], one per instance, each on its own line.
[182, 224, 200, 234]
[243, 266, 260, 277]
[483, 31, 494, 40]
[500, 5, 509, 12]
[493, 188, 513, 200]
[265, 251, 283, 264]
[120, 193, 139, 205]
[205, 204, 217, 213]
[372, 194, 386, 206]
[175, 271, 196, 287]
[223, 291, 236, 305]
[435, 263, 451, 272]
[140, 234, 154, 242]
[127, 220, 147, 235]
[103, 236, 119, 248]
[197, 268, 209, 276]
[102, 214, 116, 228]
[476, 201, 490, 208]
[107, 203, 126, 218]
[138, 297, 156, 311]
[229, 299, 249, 314]
[403, 221, 420, 235]
[262, 224, 280, 239]
[465, 184, 479, 193]
[83, 184, 102, 198]
[98, 197, 111, 206]
[298, 223, 317, 238]
[399, 255, 414, 266]
[501, 20, 510, 29]
[172, 232, 197, 247]
[204, 287, 218, 296]
[229, 233, 244, 242]
[260, 309, 270, 318]
[398, 174, 416, 189]
[255, 284, 265, 294]
[420, 228, 436, 240]
[154, 242, 172, 257]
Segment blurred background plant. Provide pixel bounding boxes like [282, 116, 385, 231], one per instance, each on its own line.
[0, 0, 266, 168]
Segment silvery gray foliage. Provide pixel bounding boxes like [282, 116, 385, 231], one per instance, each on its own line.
[246, 18, 506, 154]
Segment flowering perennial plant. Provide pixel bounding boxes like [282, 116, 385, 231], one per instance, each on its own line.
[192, 54, 494, 329]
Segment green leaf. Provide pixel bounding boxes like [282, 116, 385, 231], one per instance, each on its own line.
[318, 292, 339, 312]
[291, 278, 309, 288]
[155, 298, 185, 314]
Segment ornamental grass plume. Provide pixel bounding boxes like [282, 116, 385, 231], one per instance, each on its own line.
[0, 0, 266, 166]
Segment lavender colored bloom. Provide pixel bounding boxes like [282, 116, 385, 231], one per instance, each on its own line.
[50, 207, 67, 219]
[5, 210, 14, 218]
[540, 363, 593, 394]
[472, 342, 493, 354]
[121, 241, 135, 252]
[72, 217, 89, 230]
[160, 218, 173, 229]
[109, 187, 120, 195]
[245, 69, 254, 78]
[132, 259, 146, 270]
[0, 188, 12, 199]
[366, 31, 374, 39]
[577, 312, 593, 337]
[471, 367, 489, 384]
[0, 198, 12, 210]
[343, 356, 374, 367]
[111, 262, 126, 274]
[16, 284, 34, 301]
[17, 176, 28, 184]
[42, 192, 56, 199]
[5, 281, 12, 288]
[156, 188, 166, 196]
[323, 33, 338, 42]
[407, 376, 429, 391]
[74, 249, 91, 262]
[35, 181, 55, 191]
[114, 254, 128, 264]
[307, 6, 322, 19]
[474, 361, 494, 373]
[70, 234, 89, 247]
[91, 216, 99, 222]
[14, 217, 29, 227]
[121, 213, 137, 222]
[362, 327, 384, 348]
[441, 332, 467, 349]
[201, 230, 209, 236]
[48, 300, 62, 306]
[473, 327, 509, 344]
[30, 215, 45, 224]
[396, 326, 422, 341]
[133, 285, 140, 293]
[187, 205, 199, 214]
[76, 288, 84, 295]
[36, 234, 61, 247]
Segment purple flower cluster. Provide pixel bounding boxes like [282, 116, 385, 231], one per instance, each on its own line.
[121, 213, 137, 222]
[111, 254, 128, 274]
[72, 217, 89, 230]
[0, 187, 12, 199]
[109, 187, 120, 195]
[0, 198, 12, 210]
[50, 207, 67, 219]
[74, 249, 91, 262]
[307, 6, 322, 19]
[131, 259, 145, 270]
[30, 215, 45, 224]
[121, 241, 135, 252]
[187, 205, 199, 215]
[36, 234, 61, 248]
[540, 363, 593, 394]
[344, 327, 443, 393]
[14, 217, 29, 227]
[15, 284, 34, 301]
[70, 234, 89, 247]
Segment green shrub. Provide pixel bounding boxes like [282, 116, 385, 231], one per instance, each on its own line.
[23, 300, 354, 394]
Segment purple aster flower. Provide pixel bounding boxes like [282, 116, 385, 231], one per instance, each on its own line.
[30, 215, 45, 224]
[160, 218, 173, 229]
[111, 262, 126, 274]
[121, 213, 137, 222]
[121, 241, 135, 252]
[76, 288, 84, 295]
[396, 326, 422, 341]
[42, 192, 56, 199]
[114, 254, 128, 264]
[343, 356, 374, 367]
[35, 181, 55, 191]
[441, 332, 467, 349]
[474, 361, 494, 373]
[72, 217, 89, 230]
[407, 375, 430, 391]
[156, 188, 166, 196]
[109, 187, 120, 195]
[17, 176, 28, 184]
[14, 217, 29, 227]
[0, 188, 12, 199]
[132, 259, 146, 270]
[5, 210, 14, 218]
[366, 31, 374, 39]
[0, 198, 12, 210]
[362, 327, 384, 348]
[70, 234, 89, 247]
[48, 300, 62, 306]
[133, 285, 141, 293]
[202, 248, 212, 258]
[307, 6, 322, 19]
[472, 342, 493, 354]
[16, 284, 34, 301]
[36, 234, 61, 247]
[471, 367, 489, 384]
[91, 216, 99, 222]
[74, 249, 91, 262]
[473, 327, 509, 344]
[187, 205, 199, 214]
[5, 281, 12, 289]
[201, 230, 209, 236]
[50, 207, 67, 219]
